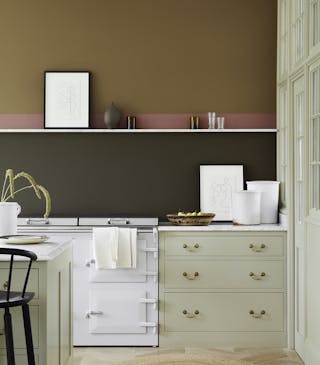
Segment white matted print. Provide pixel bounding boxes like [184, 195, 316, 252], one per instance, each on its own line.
[45, 71, 90, 128]
[200, 165, 244, 221]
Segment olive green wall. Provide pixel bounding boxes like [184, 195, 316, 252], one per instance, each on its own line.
[0, 1, 277, 218]
[0, 0, 276, 114]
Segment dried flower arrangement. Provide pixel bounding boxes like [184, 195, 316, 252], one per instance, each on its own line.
[0, 169, 51, 218]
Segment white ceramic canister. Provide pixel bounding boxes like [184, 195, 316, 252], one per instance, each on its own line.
[0, 202, 21, 236]
[246, 181, 280, 224]
[232, 191, 261, 225]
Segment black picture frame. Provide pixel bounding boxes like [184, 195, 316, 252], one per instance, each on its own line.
[44, 71, 90, 129]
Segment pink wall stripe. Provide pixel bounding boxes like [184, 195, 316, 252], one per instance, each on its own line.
[0, 113, 276, 130]
[0, 114, 43, 129]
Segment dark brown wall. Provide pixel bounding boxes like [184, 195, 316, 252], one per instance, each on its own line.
[0, 133, 276, 219]
[0, 0, 277, 114]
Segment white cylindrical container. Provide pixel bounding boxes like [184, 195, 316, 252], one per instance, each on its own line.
[0, 202, 21, 236]
[246, 181, 280, 224]
[232, 191, 261, 225]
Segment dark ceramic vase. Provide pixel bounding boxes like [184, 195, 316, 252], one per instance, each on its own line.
[104, 102, 121, 129]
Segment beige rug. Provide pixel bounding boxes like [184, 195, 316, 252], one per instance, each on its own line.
[120, 353, 251, 365]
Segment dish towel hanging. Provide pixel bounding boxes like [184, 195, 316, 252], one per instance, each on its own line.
[93, 227, 137, 269]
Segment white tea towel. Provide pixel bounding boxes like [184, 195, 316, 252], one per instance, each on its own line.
[93, 227, 118, 269]
[130, 228, 137, 269]
[117, 228, 137, 269]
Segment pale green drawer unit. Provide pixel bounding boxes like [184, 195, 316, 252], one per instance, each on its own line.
[164, 259, 284, 289]
[159, 230, 287, 347]
[164, 292, 285, 332]
[0, 268, 39, 298]
[164, 232, 284, 257]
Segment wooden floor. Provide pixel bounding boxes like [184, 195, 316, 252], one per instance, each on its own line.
[69, 347, 304, 365]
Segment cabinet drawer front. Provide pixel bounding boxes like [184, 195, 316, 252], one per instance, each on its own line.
[164, 234, 284, 257]
[164, 293, 284, 332]
[0, 305, 39, 349]
[0, 268, 39, 298]
[164, 260, 284, 289]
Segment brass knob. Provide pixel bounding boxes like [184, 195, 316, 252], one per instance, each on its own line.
[194, 243, 200, 248]
[249, 309, 266, 318]
[249, 272, 266, 280]
[182, 272, 199, 280]
[182, 309, 199, 317]
[3, 281, 8, 289]
[183, 244, 188, 248]
[249, 243, 267, 252]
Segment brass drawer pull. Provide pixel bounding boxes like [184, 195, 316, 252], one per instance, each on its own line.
[249, 243, 266, 252]
[182, 271, 199, 280]
[249, 272, 266, 280]
[249, 310, 266, 319]
[183, 243, 200, 250]
[182, 309, 200, 318]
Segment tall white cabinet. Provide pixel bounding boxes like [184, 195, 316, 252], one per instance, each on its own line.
[277, 1, 320, 363]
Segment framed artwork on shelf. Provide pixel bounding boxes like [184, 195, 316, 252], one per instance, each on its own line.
[44, 71, 90, 128]
[200, 165, 244, 221]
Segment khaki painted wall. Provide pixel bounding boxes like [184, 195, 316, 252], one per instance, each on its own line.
[0, 0, 277, 114]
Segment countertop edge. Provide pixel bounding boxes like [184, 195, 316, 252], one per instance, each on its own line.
[158, 224, 287, 232]
[0, 237, 73, 261]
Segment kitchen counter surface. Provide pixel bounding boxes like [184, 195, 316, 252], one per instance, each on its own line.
[0, 237, 73, 261]
[158, 223, 287, 231]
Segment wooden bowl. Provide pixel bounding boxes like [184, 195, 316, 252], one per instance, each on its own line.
[166, 213, 215, 226]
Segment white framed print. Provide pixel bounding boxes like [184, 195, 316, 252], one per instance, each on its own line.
[200, 165, 244, 221]
[44, 71, 90, 128]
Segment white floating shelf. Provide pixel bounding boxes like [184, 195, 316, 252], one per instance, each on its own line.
[0, 128, 277, 133]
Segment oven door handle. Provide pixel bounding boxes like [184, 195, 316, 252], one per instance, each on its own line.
[107, 218, 130, 225]
[26, 218, 49, 225]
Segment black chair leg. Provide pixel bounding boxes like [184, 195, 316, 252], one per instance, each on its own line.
[22, 304, 35, 365]
[4, 307, 15, 365]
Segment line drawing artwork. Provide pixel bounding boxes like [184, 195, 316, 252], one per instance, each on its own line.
[200, 165, 243, 221]
[55, 80, 82, 120]
[209, 177, 233, 214]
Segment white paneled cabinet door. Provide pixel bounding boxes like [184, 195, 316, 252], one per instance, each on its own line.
[309, 61, 320, 210]
[291, 0, 307, 69]
[310, 0, 320, 52]
[304, 60, 320, 365]
[293, 75, 306, 360]
[278, 0, 289, 81]
[278, 83, 289, 210]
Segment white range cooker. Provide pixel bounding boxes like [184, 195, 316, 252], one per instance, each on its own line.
[18, 217, 159, 347]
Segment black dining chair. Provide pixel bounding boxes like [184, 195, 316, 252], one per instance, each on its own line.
[0, 247, 37, 365]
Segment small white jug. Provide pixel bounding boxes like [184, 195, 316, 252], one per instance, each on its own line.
[0, 202, 21, 236]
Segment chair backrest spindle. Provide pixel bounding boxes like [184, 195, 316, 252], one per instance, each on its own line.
[22, 259, 33, 298]
[6, 254, 14, 301]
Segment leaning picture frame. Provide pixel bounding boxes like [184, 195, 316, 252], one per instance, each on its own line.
[200, 165, 244, 221]
[44, 71, 90, 128]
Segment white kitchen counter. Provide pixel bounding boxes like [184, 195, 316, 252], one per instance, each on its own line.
[158, 223, 287, 231]
[0, 237, 73, 261]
